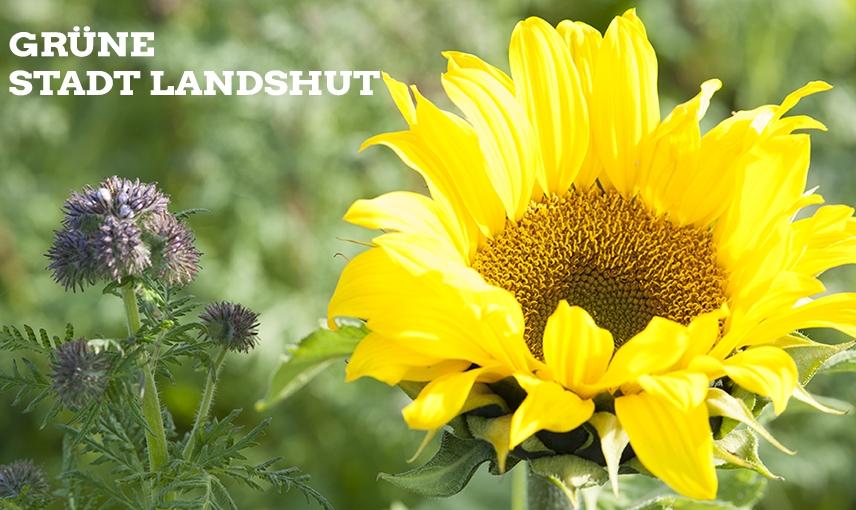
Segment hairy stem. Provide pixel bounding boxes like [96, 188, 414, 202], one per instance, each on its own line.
[182, 347, 228, 460]
[512, 462, 528, 510]
[122, 287, 169, 492]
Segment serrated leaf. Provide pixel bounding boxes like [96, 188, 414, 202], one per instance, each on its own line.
[782, 339, 855, 385]
[23, 389, 52, 414]
[378, 431, 494, 497]
[706, 388, 793, 454]
[530, 454, 608, 508]
[590, 468, 766, 510]
[713, 429, 780, 480]
[254, 324, 368, 411]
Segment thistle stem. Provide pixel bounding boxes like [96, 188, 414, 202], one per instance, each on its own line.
[527, 466, 576, 510]
[183, 347, 228, 460]
[122, 287, 169, 490]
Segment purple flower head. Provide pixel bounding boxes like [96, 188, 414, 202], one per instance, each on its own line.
[63, 176, 169, 229]
[145, 213, 201, 286]
[48, 338, 112, 409]
[199, 302, 261, 353]
[0, 459, 52, 507]
[46, 176, 201, 291]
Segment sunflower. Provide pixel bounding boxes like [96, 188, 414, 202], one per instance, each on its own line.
[328, 9, 855, 501]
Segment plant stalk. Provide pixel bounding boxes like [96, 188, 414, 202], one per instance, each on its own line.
[183, 347, 228, 460]
[511, 461, 528, 510]
[122, 287, 169, 486]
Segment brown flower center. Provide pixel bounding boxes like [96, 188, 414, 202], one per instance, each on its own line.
[472, 188, 727, 359]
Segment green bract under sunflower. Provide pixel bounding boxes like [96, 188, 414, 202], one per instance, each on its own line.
[327, 8, 856, 502]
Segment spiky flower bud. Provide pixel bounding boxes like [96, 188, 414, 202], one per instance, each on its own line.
[48, 338, 112, 408]
[0, 459, 52, 508]
[199, 302, 261, 353]
[46, 176, 201, 291]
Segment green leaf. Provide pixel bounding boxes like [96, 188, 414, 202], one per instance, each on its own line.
[254, 323, 368, 411]
[530, 454, 608, 508]
[706, 388, 793, 454]
[780, 338, 854, 385]
[589, 468, 766, 510]
[378, 431, 495, 497]
[713, 429, 780, 480]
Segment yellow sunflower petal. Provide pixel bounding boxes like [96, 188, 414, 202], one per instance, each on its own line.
[597, 317, 688, 389]
[636, 372, 710, 411]
[639, 79, 729, 227]
[345, 191, 459, 252]
[676, 309, 726, 369]
[403, 367, 506, 430]
[721, 346, 798, 415]
[724, 270, 826, 353]
[346, 332, 470, 384]
[510, 17, 588, 196]
[510, 374, 594, 449]
[716, 134, 812, 268]
[442, 67, 541, 220]
[557, 20, 604, 189]
[542, 302, 612, 397]
[411, 88, 508, 240]
[727, 293, 856, 353]
[381, 72, 417, 126]
[592, 12, 659, 197]
[615, 392, 717, 500]
[360, 130, 479, 259]
[327, 247, 416, 329]
[443, 51, 515, 97]
[363, 262, 537, 374]
[790, 205, 856, 276]
[765, 81, 832, 133]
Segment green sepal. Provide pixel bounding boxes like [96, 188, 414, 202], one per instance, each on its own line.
[714, 385, 756, 439]
[467, 415, 512, 473]
[706, 388, 793, 453]
[377, 430, 496, 497]
[588, 469, 766, 510]
[529, 454, 608, 508]
[772, 334, 855, 385]
[255, 321, 368, 411]
[588, 412, 629, 498]
[818, 349, 856, 374]
[713, 429, 781, 480]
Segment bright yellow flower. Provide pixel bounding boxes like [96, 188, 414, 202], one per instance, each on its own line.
[328, 9, 854, 501]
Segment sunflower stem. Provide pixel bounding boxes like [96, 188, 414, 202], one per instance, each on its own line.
[183, 347, 228, 460]
[122, 286, 170, 500]
[512, 462, 528, 510]
[527, 465, 577, 510]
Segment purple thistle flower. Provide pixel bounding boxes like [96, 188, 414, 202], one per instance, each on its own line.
[0, 459, 51, 507]
[199, 302, 261, 353]
[48, 338, 112, 408]
[63, 176, 169, 229]
[92, 216, 150, 282]
[46, 176, 202, 291]
[45, 229, 98, 292]
[145, 213, 201, 286]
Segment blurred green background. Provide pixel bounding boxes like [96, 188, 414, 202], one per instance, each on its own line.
[2, 0, 856, 508]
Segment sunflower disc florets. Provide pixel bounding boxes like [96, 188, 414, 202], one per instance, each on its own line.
[46, 176, 201, 291]
[199, 302, 261, 353]
[48, 338, 113, 409]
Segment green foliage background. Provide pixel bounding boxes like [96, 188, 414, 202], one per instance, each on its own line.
[1, 0, 855, 508]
